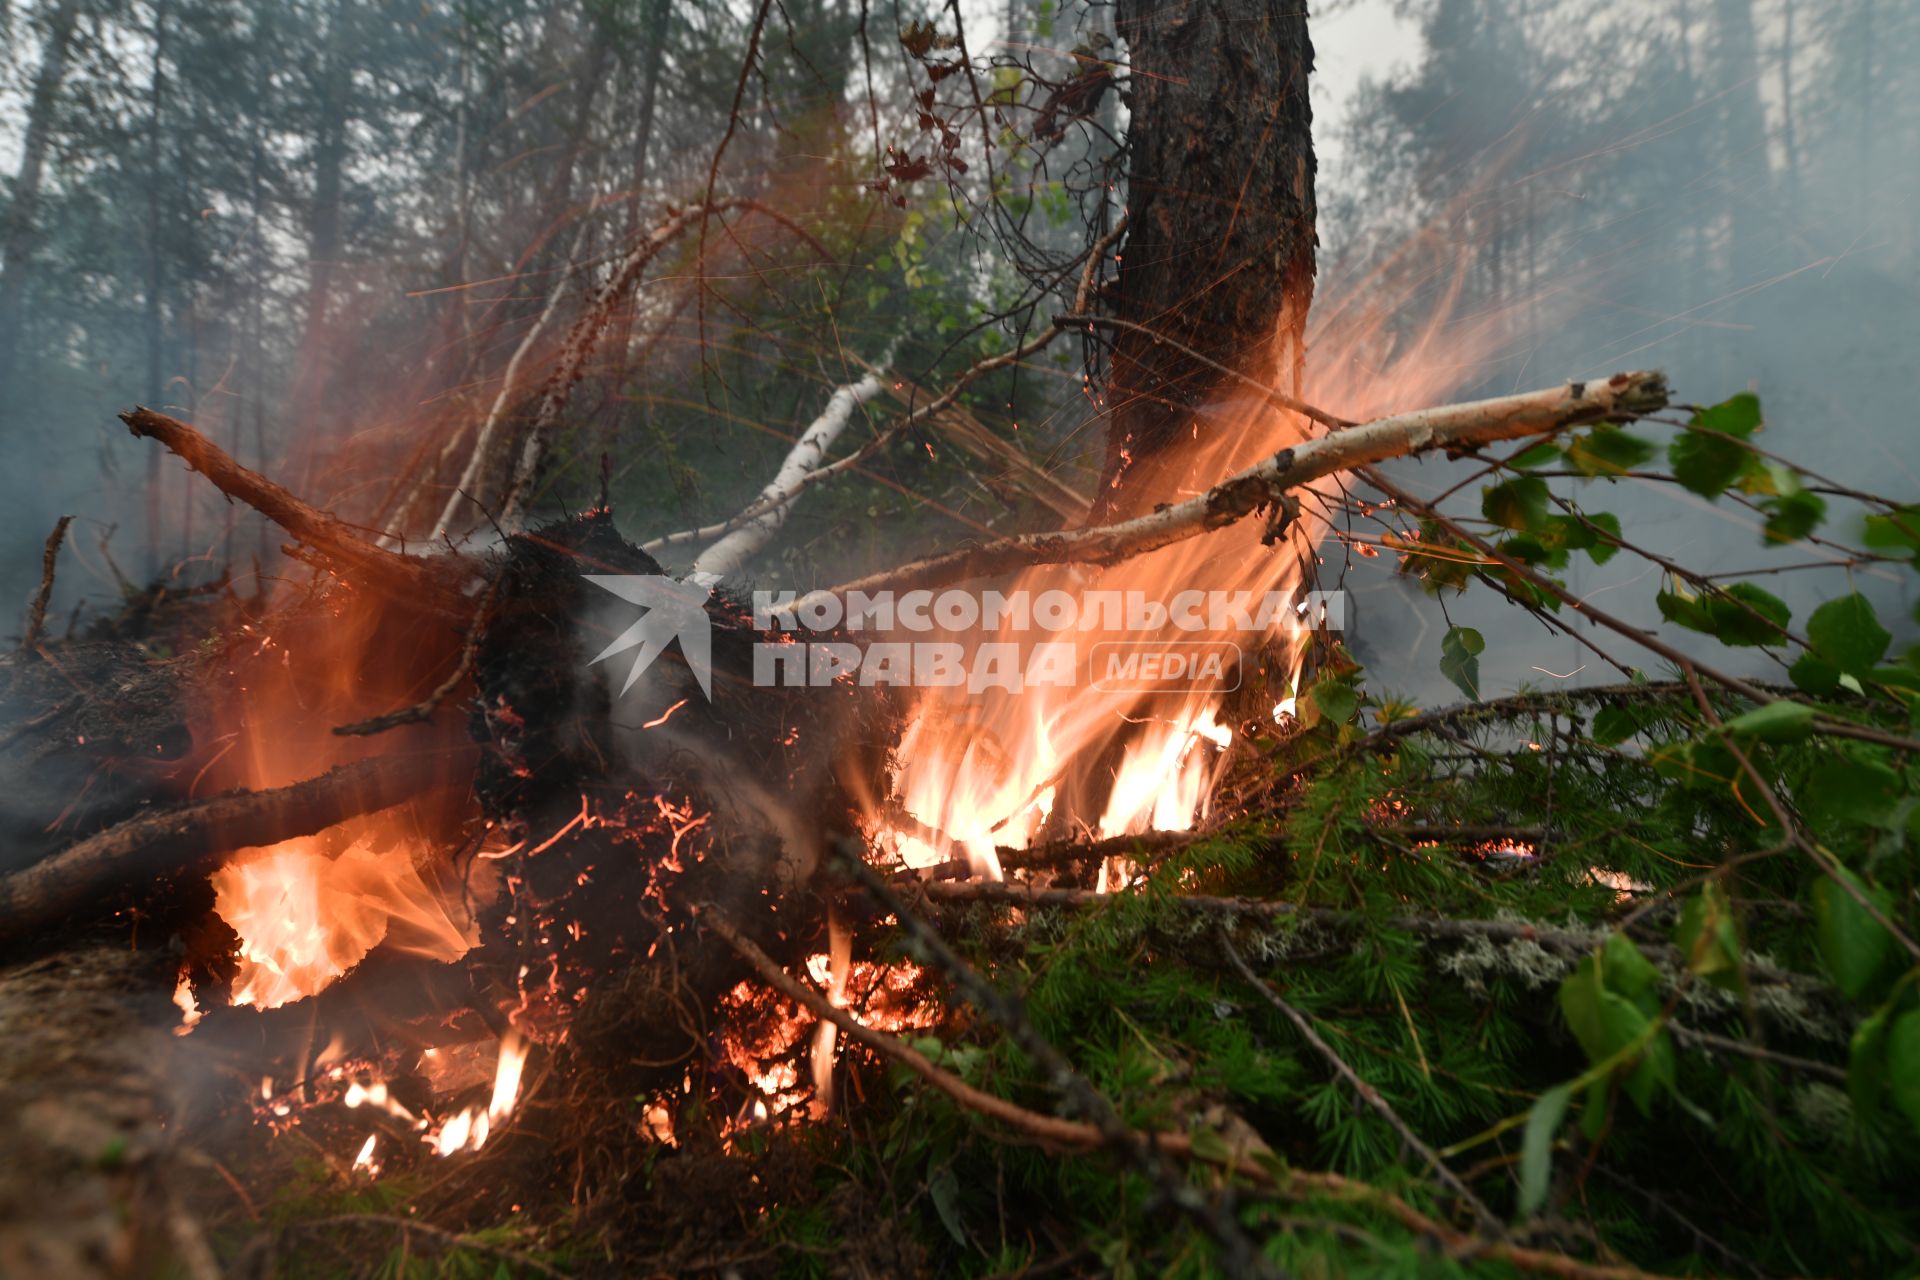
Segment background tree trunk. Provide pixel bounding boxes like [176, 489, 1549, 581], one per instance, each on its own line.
[1094, 0, 1317, 520]
[0, 0, 82, 403]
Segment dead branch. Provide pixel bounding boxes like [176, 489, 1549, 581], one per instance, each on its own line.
[1218, 928, 1503, 1234]
[18, 514, 71, 656]
[424, 221, 592, 544]
[497, 198, 826, 527]
[913, 879, 1825, 995]
[797, 372, 1670, 605]
[120, 408, 476, 612]
[0, 748, 474, 938]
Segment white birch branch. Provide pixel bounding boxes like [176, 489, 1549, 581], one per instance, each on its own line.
[689, 364, 890, 581]
[783, 370, 1669, 608]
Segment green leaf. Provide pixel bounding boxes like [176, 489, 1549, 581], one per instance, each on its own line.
[1885, 1011, 1920, 1133]
[1675, 883, 1743, 993]
[1583, 512, 1623, 565]
[1694, 392, 1762, 435]
[1592, 705, 1640, 746]
[1802, 756, 1903, 831]
[1658, 581, 1791, 647]
[1567, 426, 1655, 478]
[1439, 626, 1484, 701]
[1851, 1000, 1893, 1116]
[1762, 490, 1826, 544]
[928, 1166, 969, 1245]
[1308, 679, 1360, 725]
[1806, 593, 1891, 676]
[1813, 868, 1895, 1000]
[1509, 442, 1561, 468]
[1603, 933, 1661, 1002]
[1790, 653, 1841, 695]
[1518, 1084, 1573, 1218]
[1721, 700, 1815, 743]
[1862, 505, 1920, 554]
[1669, 395, 1761, 497]
[1483, 477, 1552, 532]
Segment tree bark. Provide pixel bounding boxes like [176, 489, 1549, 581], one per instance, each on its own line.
[0, 0, 82, 402]
[1094, 0, 1316, 519]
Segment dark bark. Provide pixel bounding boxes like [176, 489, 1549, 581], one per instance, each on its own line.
[1094, 0, 1317, 520]
[0, 0, 82, 402]
[0, 751, 473, 941]
[625, 0, 671, 235]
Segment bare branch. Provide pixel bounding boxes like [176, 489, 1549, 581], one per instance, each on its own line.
[796, 371, 1669, 606]
[121, 408, 474, 612]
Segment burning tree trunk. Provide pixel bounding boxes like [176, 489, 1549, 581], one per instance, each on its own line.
[1094, 0, 1317, 519]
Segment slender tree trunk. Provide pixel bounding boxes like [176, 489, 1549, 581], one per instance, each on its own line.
[1779, 0, 1801, 211]
[144, 0, 172, 576]
[290, 0, 352, 425]
[625, 0, 670, 236]
[0, 0, 83, 403]
[1094, 0, 1316, 520]
[1710, 0, 1771, 288]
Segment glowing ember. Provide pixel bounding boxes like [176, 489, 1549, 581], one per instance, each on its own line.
[212, 834, 478, 1009]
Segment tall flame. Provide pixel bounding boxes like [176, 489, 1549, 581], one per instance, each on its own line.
[883, 245, 1500, 873]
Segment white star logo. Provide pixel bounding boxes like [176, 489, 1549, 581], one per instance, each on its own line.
[583, 575, 716, 700]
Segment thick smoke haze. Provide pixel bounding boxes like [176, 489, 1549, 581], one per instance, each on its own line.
[0, 0, 1912, 698]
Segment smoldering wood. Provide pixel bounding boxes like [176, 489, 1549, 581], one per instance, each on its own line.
[0, 750, 474, 940]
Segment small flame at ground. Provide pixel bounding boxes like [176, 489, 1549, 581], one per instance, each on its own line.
[431, 1031, 529, 1157]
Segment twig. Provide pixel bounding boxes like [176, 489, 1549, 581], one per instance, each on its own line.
[790, 372, 1669, 607]
[1218, 928, 1503, 1235]
[911, 879, 1824, 995]
[18, 514, 72, 657]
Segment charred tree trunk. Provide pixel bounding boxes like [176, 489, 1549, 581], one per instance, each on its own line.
[0, 0, 82, 403]
[1094, 0, 1317, 520]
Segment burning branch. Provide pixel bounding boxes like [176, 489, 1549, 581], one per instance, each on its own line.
[801, 371, 1670, 603]
[121, 408, 475, 612]
[0, 749, 473, 938]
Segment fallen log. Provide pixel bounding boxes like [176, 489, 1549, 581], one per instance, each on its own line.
[0, 748, 475, 940]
